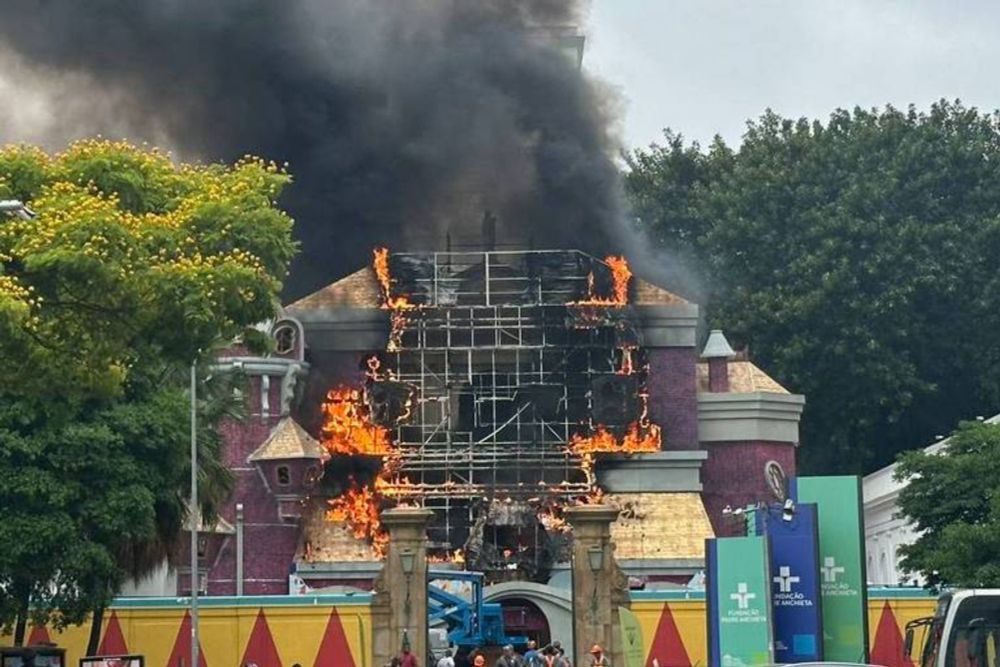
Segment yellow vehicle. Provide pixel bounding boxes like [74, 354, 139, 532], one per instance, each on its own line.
[906, 590, 1000, 667]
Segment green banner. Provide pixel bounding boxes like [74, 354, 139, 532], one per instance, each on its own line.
[707, 535, 774, 667]
[791, 476, 869, 663]
[618, 606, 645, 667]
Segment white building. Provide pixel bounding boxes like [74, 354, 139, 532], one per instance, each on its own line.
[862, 413, 1000, 586]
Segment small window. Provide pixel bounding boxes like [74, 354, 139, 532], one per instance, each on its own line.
[274, 324, 297, 355]
[304, 465, 320, 487]
[276, 465, 291, 486]
[197, 535, 208, 558]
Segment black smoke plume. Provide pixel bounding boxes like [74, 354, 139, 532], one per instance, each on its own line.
[0, 1, 630, 299]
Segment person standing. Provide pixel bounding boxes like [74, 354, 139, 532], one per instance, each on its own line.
[588, 644, 610, 666]
[523, 641, 541, 667]
[399, 646, 419, 667]
[453, 648, 471, 667]
[495, 644, 525, 667]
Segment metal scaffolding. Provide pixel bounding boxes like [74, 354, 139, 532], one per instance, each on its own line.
[367, 250, 647, 574]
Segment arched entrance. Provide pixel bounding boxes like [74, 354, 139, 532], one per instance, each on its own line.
[484, 581, 574, 660]
[499, 598, 551, 647]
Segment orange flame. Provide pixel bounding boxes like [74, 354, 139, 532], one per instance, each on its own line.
[538, 506, 571, 534]
[320, 386, 393, 456]
[606, 255, 631, 304]
[617, 346, 636, 375]
[365, 354, 383, 379]
[569, 255, 633, 307]
[581, 486, 606, 504]
[373, 247, 414, 310]
[326, 485, 389, 557]
[374, 473, 418, 498]
[570, 421, 660, 495]
[429, 548, 466, 565]
[569, 422, 661, 455]
[320, 367, 420, 557]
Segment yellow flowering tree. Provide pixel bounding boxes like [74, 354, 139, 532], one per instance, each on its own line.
[0, 140, 295, 400]
[0, 141, 296, 644]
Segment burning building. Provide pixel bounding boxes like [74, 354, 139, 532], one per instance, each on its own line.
[178, 247, 805, 601]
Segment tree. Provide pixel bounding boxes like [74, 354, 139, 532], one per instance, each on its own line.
[625, 102, 1000, 473]
[0, 140, 295, 642]
[895, 421, 1000, 588]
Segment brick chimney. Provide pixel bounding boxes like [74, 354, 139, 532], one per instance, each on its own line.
[701, 329, 735, 392]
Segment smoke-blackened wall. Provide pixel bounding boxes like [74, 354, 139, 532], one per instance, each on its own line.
[0, 1, 628, 299]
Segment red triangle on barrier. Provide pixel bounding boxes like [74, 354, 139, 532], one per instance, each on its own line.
[240, 609, 282, 667]
[313, 607, 356, 667]
[26, 625, 51, 646]
[871, 601, 915, 667]
[167, 610, 208, 667]
[645, 603, 692, 667]
[98, 610, 129, 656]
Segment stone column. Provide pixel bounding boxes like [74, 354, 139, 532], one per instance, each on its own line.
[371, 507, 435, 667]
[565, 504, 630, 667]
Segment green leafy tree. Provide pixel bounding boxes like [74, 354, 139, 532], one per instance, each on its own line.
[895, 421, 1000, 588]
[0, 140, 295, 644]
[625, 101, 1000, 473]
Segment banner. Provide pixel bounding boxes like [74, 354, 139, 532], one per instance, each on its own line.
[750, 503, 824, 663]
[791, 476, 869, 663]
[618, 606, 645, 667]
[706, 535, 774, 667]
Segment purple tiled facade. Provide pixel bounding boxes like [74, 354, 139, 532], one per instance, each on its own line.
[700, 440, 797, 537]
[646, 348, 699, 450]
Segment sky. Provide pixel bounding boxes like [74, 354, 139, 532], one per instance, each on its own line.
[583, 0, 1000, 150]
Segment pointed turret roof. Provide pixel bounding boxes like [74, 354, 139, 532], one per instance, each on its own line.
[632, 276, 691, 305]
[701, 329, 736, 358]
[695, 360, 789, 394]
[249, 417, 325, 462]
[285, 266, 381, 311]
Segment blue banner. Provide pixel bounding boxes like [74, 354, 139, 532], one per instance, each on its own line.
[751, 503, 824, 663]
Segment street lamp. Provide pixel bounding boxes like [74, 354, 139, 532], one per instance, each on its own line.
[189, 360, 199, 667]
[588, 545, 604, 573]
[587, 545, 604, 622]
[400, 548, 415, 575]
[399, 548, 416, 655]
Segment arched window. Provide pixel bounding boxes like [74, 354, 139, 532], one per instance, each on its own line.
[304, 465, 320, 487]
[274, 323, 297, 355]
[879, 551, 889, 585]
[276, 465, 291, 486]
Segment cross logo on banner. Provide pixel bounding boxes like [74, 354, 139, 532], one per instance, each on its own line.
[821, 556, 845, 583]
[772, 565, 800, 593]
[730, 582, 756, 609]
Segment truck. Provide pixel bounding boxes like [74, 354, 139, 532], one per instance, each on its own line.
[905, 589, 1000, 667]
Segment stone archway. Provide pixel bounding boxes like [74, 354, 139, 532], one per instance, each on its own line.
[484, 582, 574, 661]
[499, 598, 551, 647]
